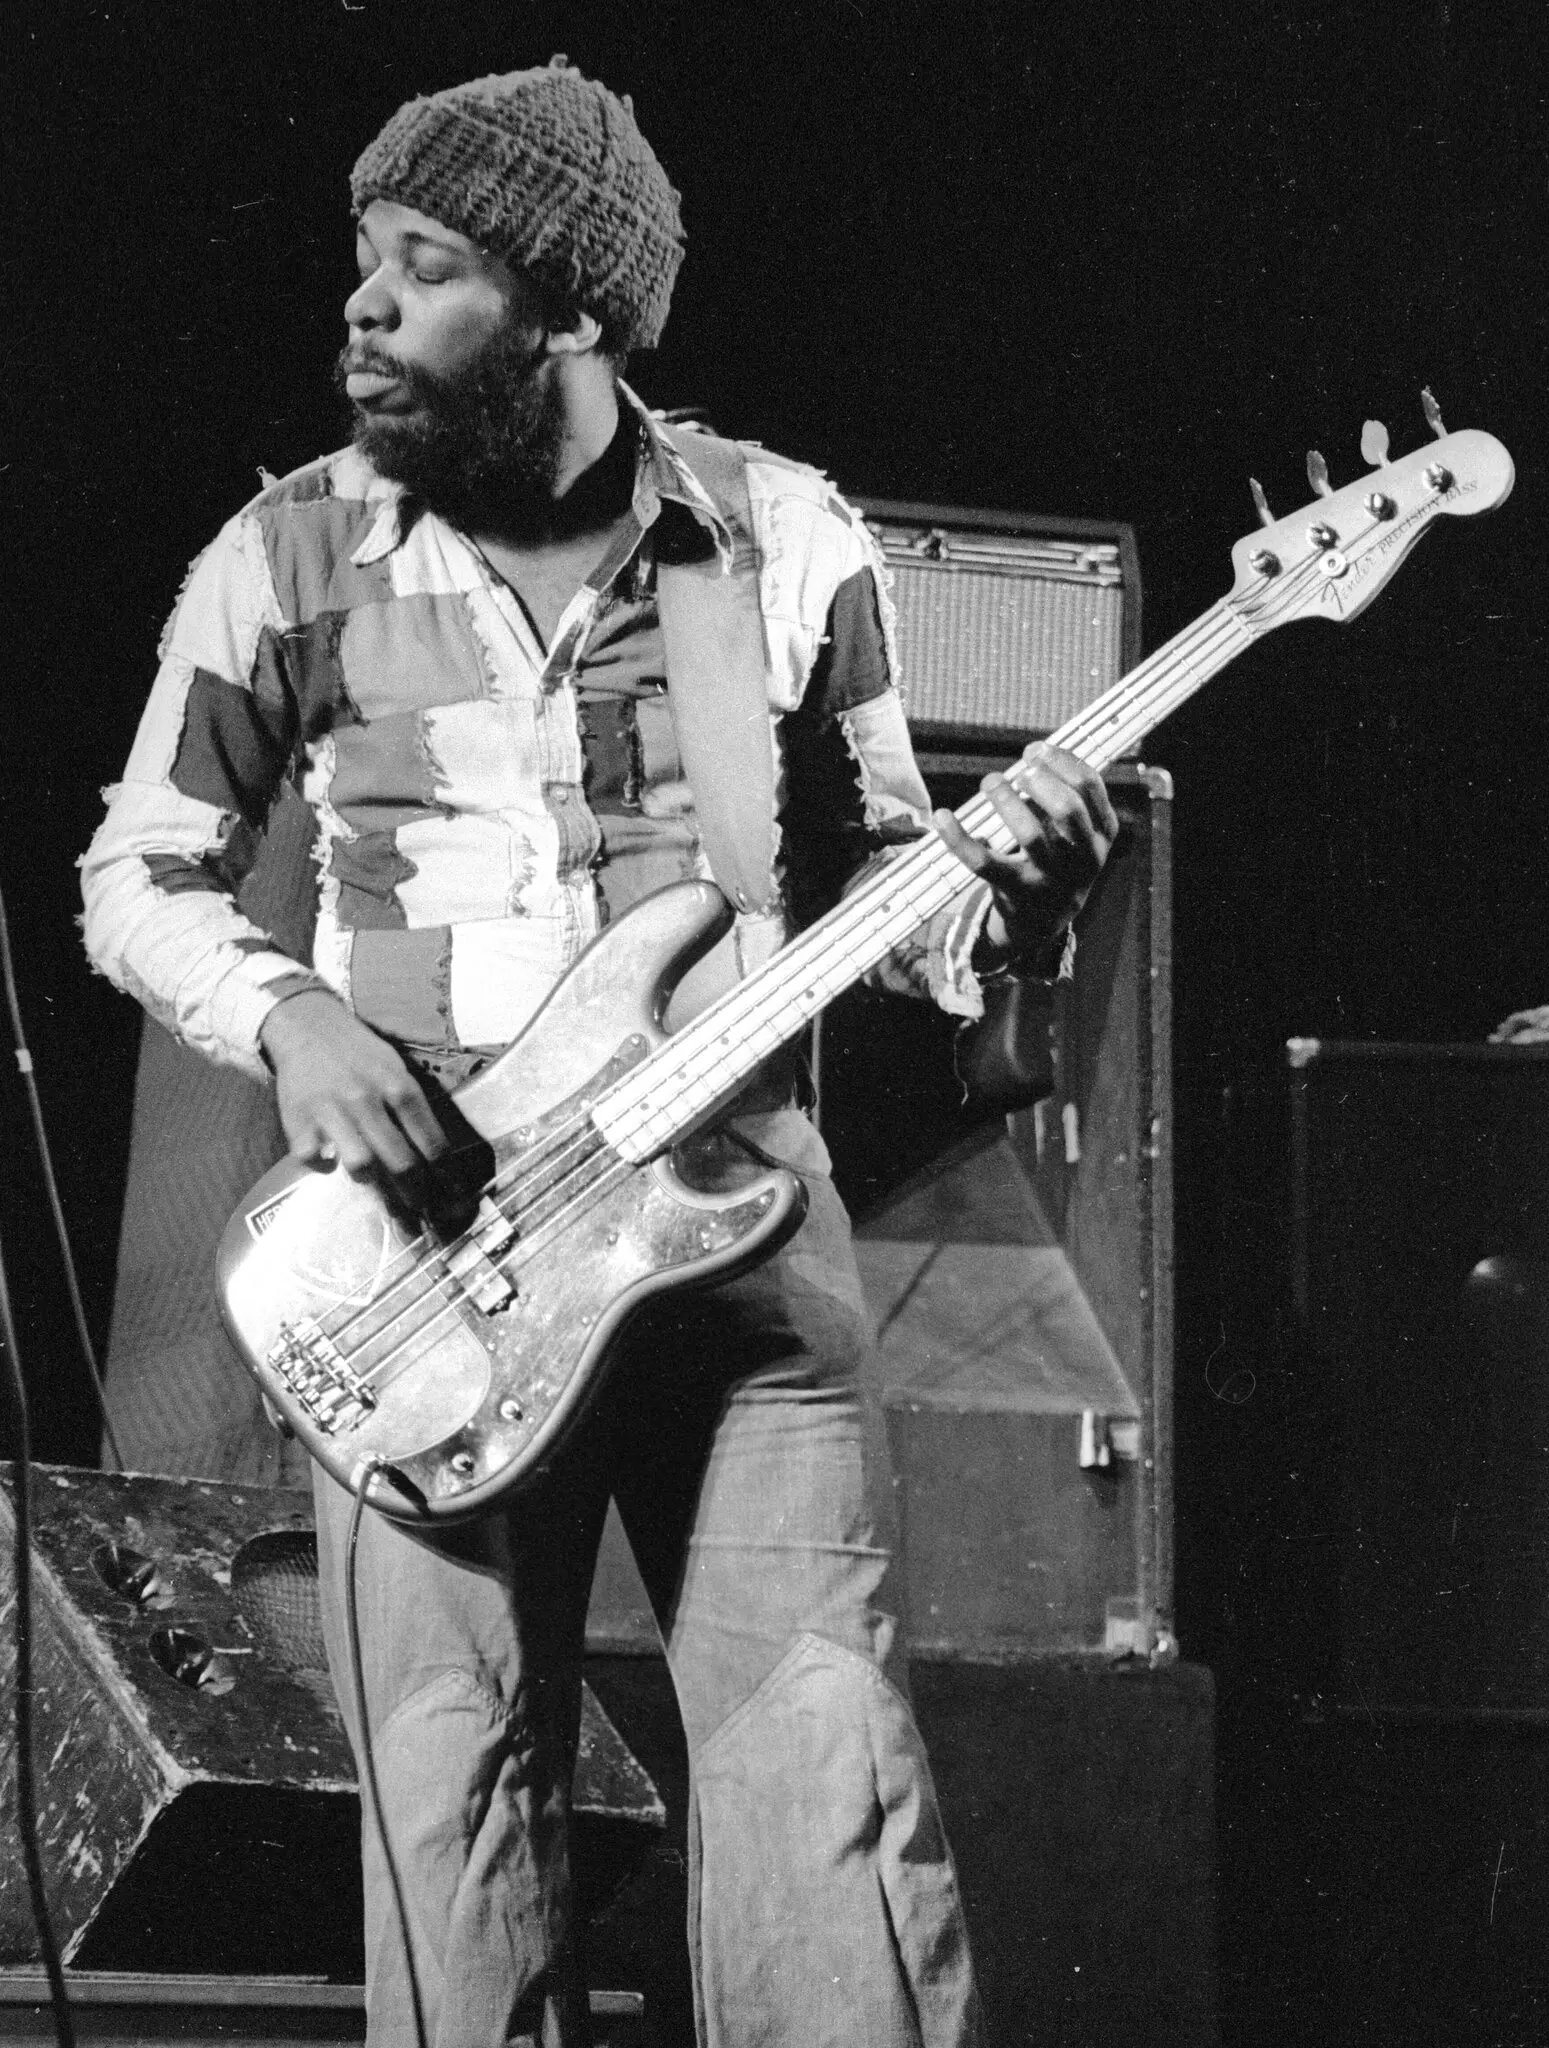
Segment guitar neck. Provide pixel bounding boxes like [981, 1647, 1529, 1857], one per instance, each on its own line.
[592, 595, 1257, 1162]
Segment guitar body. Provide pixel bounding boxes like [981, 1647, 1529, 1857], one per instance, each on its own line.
[217, 883, 807, 1524]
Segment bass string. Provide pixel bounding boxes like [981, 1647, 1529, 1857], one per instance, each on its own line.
[620, 523, 1359, 1139]
[598, 828, 1003, 1138]
[1054, 517, 1380, 764]
[594, 598, 1274, 1144]
[1059, 527, 1351, 757]
[346, 610, 1261, 1371]
[290, 518, 1377, 1393]
[341, 1138, 637, 1392]
[311, 1105, 617, 1357]
[302, 1019, 683, 1366]
[1058, 609, 1250, 767]
[592, 612, 1251, 1147]
[1050, 605, 1247, 765]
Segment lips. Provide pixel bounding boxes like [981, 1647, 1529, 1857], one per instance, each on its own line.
[346, 370, 405, 403]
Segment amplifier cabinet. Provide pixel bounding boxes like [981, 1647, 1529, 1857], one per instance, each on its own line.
[593, 490, 1147, 1662]
[1286, 1039, 1549, 1717]
[817, 764, 1174, 1663]
[857, 499, 1141, 750]
[582, 766, 1175, 1668]
[1240, 1039, 1549, 2048]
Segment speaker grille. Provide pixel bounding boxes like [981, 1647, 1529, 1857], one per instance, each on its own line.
[863, 510, 1135, 742]
[231, 1527, 328, 1673]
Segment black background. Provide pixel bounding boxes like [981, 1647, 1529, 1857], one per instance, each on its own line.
[5, 1, 1547, 2036]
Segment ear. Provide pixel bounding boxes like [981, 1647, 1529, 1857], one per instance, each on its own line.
[544, 312, 606, 358]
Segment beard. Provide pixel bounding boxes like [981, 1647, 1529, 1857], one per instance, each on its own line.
[335, 318, 567, 530]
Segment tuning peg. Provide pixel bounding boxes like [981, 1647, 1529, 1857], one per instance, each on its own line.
[1360, 419, 1391, 467]
[1421, 387, 1447, 439]
[1306, 451, 1333, 497]
[1249, 477, 1274, 527]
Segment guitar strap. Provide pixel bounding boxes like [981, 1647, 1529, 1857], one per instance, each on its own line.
[653, 424, 780, 916]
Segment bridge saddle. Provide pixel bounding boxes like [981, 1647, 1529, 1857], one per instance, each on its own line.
[267, 1320, 378, 1434]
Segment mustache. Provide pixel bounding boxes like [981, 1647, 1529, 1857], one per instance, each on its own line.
[335, 330, 550, 397]
[335, 342, 424, 390]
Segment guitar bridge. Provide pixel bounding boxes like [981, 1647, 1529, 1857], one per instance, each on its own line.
[267, 1320, 378, 1434]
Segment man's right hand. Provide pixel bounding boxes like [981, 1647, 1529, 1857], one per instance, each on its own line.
[259, 990, 448, 1177]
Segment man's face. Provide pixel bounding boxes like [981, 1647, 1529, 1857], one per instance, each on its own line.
[343, 199, 520, 410]
[338, 198, 564, 515]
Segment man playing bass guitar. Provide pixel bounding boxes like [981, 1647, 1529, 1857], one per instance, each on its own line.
[81, 60, 1115, 2048]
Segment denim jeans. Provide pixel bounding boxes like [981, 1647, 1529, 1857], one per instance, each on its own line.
[313, 1111, 981, 2048]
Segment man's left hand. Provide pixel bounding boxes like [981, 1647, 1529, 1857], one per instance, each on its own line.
[933, 743, 1119, 969]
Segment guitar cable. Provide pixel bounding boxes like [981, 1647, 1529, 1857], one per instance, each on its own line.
[345, 1457, 430, 2048]
[0, 1224, 77, 2048]
[0, 883, 124, 1473]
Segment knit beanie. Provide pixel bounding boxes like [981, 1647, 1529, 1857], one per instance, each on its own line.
[350, 58, 685, 353]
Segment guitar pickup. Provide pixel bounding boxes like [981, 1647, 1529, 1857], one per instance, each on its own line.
[443, 1196, 519, 1314]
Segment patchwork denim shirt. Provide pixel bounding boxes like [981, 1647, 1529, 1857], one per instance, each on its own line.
[81, 387, 993, 1080]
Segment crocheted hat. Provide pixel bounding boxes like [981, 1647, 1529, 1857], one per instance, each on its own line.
[350, 57, 685, 353]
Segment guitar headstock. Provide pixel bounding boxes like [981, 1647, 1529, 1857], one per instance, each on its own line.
[1226, 398, 1513, 635]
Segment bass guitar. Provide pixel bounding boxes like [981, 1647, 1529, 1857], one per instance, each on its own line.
[219, 404, 1514, 1522]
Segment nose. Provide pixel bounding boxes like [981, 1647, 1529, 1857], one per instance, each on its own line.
[344, 267, 396, 334]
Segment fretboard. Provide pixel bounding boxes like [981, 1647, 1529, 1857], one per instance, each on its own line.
[591, 594, 1258, 1162]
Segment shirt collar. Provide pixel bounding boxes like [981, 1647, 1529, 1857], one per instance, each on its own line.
[348, 380, 735, 571]
[619, 381, 735, 568]
[351, 488, 403, 567]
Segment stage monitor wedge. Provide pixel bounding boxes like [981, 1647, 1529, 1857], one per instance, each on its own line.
[0, 1467, 662, 1974]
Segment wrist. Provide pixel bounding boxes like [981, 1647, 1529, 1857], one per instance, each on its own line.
[973, 919, 1075, 986]
[258, 984, 348, 1069]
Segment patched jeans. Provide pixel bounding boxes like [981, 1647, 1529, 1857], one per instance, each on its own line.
[313, 1112, 981, 2048]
